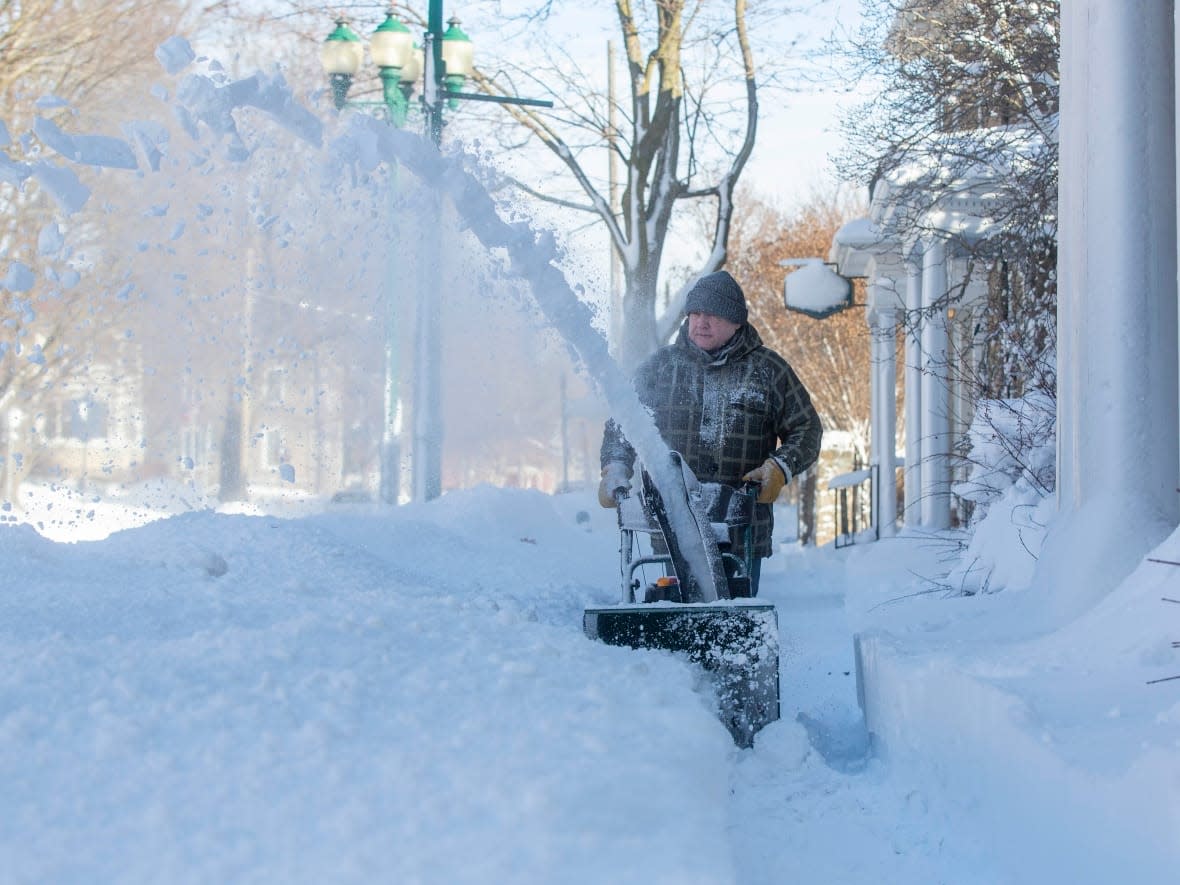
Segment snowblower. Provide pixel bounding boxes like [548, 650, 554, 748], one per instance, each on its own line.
[583, 452, 780, 747]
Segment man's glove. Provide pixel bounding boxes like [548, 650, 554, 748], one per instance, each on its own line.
[597, 462, 632, 508]
[741, 458, 790, 504]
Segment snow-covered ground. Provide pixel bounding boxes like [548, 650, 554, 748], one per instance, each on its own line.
[1, 484, 1176, 884]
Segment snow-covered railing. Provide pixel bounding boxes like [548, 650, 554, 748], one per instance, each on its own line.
[827, 467, 875, 548]
[827, 468, 871, 490]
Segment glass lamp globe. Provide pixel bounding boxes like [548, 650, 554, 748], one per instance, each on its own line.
[441, 17, 474, 79]
[320, 21, 364, 75]
[371, 12, 414, 70]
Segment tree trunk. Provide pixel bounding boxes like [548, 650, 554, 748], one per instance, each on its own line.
[220, 395, 244, 503]
[618, 266, 663, 369]
[798, 468, 818, 547]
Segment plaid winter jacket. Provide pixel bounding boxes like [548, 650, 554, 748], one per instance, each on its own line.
[601, 320, 822, 557]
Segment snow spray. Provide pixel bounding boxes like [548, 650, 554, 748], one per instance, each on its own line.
[345, 119, 718, 597]
[5, 39, 713, 592]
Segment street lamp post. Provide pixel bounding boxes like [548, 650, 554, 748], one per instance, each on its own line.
[321, 11, 416, 506]
[322, 4, 550, 504]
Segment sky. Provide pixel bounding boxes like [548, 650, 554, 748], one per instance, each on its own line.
[1, 23, 1178, 884]
[444, 0, 867, 210]
[741, 0, 869, 209]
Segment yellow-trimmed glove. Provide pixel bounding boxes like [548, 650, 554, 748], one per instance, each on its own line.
[597, 462, 632, 508]
[742, 458, 789, 504]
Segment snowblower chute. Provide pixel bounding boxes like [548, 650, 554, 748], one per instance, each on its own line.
[583, 453, 781, 747]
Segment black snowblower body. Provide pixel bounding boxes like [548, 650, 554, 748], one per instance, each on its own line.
[583, 452, 780, 747]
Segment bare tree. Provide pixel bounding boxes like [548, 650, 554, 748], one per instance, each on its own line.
[481, 0, 784, 368]
[0, 1, 187, 115]
[208, 1, 805, 369]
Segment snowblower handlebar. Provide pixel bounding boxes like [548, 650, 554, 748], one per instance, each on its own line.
[619, 479, 758, 509]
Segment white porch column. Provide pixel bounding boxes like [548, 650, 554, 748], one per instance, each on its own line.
[920, 239, 951, 530]
[903, 259, 923, 527]
[1175, 3, 1180, 494]
[1047, 0, 1180, 610]
[870, 301, 899, 537]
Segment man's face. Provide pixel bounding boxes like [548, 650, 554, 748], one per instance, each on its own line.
[687, 312, 741, 351]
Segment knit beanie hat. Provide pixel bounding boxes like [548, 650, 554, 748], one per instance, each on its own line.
[684, 270, 748, 325]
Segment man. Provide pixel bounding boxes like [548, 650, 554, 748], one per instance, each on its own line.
[598, 270, 822, 595]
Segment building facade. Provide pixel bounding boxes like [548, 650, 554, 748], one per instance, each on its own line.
[824, 0, 1180, 600]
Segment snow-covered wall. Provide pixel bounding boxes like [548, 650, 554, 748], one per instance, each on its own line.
[1045, 0, 1180, 618]
[854, 630, 1180, 884]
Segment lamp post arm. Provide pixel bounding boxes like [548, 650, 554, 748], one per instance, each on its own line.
[442, 90, 553, 109]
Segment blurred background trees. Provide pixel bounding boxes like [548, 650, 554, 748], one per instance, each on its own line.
[0, 0, 194, 489]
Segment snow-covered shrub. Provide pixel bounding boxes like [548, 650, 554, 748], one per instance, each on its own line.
[946, 391, 1055, 594]
[955, 390, 1055, 510]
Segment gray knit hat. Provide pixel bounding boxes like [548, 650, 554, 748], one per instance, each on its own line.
[684, 270, 748, 325]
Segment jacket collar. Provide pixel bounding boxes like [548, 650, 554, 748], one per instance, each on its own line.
[675, 319, 762, 365]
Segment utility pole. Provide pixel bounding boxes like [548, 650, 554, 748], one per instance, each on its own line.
[607, 40, 622, 357]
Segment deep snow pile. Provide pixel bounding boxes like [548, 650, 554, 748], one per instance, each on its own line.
[0, 488, 737, 883]
[1, 484, 1178, 884]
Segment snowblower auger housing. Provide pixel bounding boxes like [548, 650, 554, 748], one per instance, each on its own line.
[583, 453, 781, 748]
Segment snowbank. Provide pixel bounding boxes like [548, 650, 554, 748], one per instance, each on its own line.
[849, 528, 1180, 884]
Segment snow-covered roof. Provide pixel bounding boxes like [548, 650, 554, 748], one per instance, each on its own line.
[829, 217, 890, 278]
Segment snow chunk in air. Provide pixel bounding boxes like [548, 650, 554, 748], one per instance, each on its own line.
[33, 118, 138, 170]
[156, 36, 196, 75]
[123, 120, 171, 172]
[3, 263, 35, 293]
[34, 95, 70, 110]
[30, 161, 91, 214]
[38, 224, 64, 257]
[177, 71, 322, 154]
